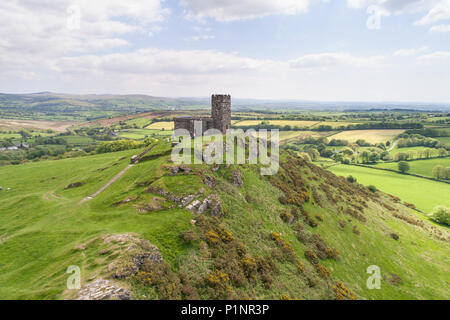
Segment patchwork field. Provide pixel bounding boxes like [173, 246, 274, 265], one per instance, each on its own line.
[310, 121, 363, 129]
[80, 111, 170, 128]
[119, 129, 172, 140]
[389, 146, 439, 158]
[0, 133, 22, 139]
[278, 131, 320, 141]
[329, 130, 405, 144]
[0, 119, 77, 132]
[374, 157, 450, 178]
[234, 120, 318, 127]
[328, 164, 450, 212]
[61, 136, 95, 146]
[124, 117, 153, 128]
[435, 136, 450, 145]
[146, 121, 174, 130]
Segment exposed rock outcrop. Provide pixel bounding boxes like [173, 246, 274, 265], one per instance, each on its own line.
[72, 233, 164, 300]
[169, 165, 192, 175]
[104, 233, 163, 279]
[203, 175, 216, 188]
[186, 194, 222, 217]
[76, 278, 131, 300]
[65, 182, 85, 190]
[231, 170, 243, 187]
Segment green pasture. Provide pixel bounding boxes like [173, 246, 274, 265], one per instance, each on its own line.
[328, 164, 450, 212]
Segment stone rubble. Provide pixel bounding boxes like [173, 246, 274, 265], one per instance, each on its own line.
[186, 200, 201, 211]
[179, 194, 197, 208]
[203, 175, 216, 187]
[76, 278, 131, 300]
[184, 194, 222, 216]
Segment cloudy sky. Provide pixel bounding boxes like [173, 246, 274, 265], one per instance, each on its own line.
[1, 0, 450, 102]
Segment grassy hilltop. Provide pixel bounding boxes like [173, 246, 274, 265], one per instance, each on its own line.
[0, 140, 448, 300]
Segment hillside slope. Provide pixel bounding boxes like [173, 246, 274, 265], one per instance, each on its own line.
[0, 141, 448, 300]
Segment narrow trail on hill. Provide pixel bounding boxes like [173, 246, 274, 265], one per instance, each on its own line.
[387, 139, 399, 152]
[79, 144, 156, 204]
[43, 191, 66, 201]
[79, 164, 135, 204]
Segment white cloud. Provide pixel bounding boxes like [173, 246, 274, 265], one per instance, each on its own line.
[347, 1, 450, 32]
[394, 47, 428, 56]
[289, 52, 386, 69]
[430, 23, 450, 31]
[415, 0, 450, 25]
[0, 0, 168, 57]
[36, 49, 391, 101]
[347, 0, 430, 14]
[185, 35, 215, 41]
[52, 49, 281, 75]
[49, 49, 387, 79]
[417, 51, 450, 61]
[180, 0, 312, 21]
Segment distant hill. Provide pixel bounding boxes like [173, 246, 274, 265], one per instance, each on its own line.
[1, 92, 450, 122]
[0, 92, 211, 121]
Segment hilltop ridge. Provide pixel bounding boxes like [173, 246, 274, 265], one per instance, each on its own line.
[0, 140, 448, 299]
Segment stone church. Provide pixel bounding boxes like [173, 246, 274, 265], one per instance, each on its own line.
[174, 94, 231, 136]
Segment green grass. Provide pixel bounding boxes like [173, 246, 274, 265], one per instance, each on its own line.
[329, 129, 404, 144]
[0, 148, 192, 299]
[389, 146, 438, 158]
[62, 135, 94, 146]
[119, 129, 172, 140]
[234, 120, 319, 128]
[0, 133, 22, 140]
[310, 121, 363, 129]
[374, 157, 450, 178]
[328, 164, 450, 212]
[125, 117, 153, 128]
[216, 161, 449, 300]
[435, 136, 450, 145]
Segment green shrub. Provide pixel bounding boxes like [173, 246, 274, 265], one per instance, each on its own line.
[398, 161, 410, 173]
[180, 230, 199, 243]
[96, 139, 143, 153]
[368, 185, 377, 193]
[280, 211, 293, 223]
[428, 206, 450, 226]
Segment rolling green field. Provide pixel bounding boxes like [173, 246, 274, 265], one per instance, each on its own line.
[61, 136, 95, 146]
[374, 157, 450, 178]
[234, 120, 319, 128]
[124, 117, 153, 128]
[328, 164, 450, 212]
[0, 133, 22, 139]
[118, 129, 172, 140]
[389, 146, 439, 158]
[278, 131, 320, 141]
[435, 136, 450, 145]
[310, 121, 363, 129]
[329, 130, 404, 144]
